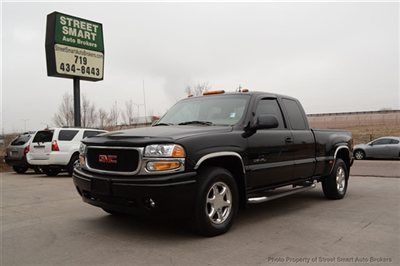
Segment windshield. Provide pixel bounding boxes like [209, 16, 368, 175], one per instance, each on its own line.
[156, 95, 250, 126]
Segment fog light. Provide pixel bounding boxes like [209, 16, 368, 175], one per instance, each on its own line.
[146, 161, 181, 171]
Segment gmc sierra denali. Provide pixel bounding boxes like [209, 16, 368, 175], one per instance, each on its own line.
[73, 91, 353, 236]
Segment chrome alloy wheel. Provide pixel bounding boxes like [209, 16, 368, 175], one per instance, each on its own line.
[206, 182, 232, 224]
[336, 166, 346, 193]
[354, 151, 364, 160]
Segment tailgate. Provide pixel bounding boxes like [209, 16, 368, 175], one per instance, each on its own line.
[6, 146, 24, 159]
[29, 130, 54, 160]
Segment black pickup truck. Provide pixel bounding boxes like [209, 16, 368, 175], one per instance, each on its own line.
[73, 91, 353, 236]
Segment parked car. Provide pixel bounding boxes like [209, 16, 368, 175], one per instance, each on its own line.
[353, 136, 400, 160]
[73, 91, 353, 236]
[27, 128, 107, 176]
[4, 131, 42, 174]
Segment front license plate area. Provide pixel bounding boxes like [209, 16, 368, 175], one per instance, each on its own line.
[91, 179, 110, 195]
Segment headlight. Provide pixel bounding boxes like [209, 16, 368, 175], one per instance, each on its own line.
[79, 143, 87, 155]
[78, 143, 87, 167]
[144, 144, 185, 158]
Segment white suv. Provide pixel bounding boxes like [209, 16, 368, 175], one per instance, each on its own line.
[27, 128, 107, 176]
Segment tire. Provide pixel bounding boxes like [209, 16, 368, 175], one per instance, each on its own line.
[194, 167, 239, 237]
[67, 154, 80, 176]
[322, 159, 349, 200]
[354, 149, 365, 160]
[43, 167, 61, 177]
[13, 166, 28, 174]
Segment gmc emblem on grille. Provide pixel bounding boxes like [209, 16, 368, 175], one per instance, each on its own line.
[98, 155, 117, 164]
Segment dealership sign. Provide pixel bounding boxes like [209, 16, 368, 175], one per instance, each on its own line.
[45, 12, 104, 81]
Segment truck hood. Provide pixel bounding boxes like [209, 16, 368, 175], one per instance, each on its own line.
[83, 125, 233, 147]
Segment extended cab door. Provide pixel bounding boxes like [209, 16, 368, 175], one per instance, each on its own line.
[281, 98, 316, 179]
[246, 97, 294, 189]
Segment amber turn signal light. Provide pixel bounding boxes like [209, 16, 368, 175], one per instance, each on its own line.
[146, 161, 181, 171]
[172, 145, 185, 157]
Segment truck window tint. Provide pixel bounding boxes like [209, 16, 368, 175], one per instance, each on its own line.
[33, 130, 54, 143]
[282, 99, 307, 130]
[11, 134, 31, 146]
[256, 99, 285, 129]
[58, 130, 79, 141]
[83, 130, 103, 138]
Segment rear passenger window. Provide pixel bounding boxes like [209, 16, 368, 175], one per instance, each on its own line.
[33, 130, 54, 143]
[390, 139, 399, 144]
[58, 130, 79, 141]
[282, 99, 307, 130]
[83, 130, 103, 138]
[256, 99, 285, 129]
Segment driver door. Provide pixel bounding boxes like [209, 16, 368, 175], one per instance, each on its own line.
[246, 98, 294, 189]
[368, 138, 391, 158]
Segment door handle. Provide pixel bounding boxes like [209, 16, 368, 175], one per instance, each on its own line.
[285, 137, 293, 143]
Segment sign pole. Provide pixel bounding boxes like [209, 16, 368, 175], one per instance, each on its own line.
[73, 77, 81, 127]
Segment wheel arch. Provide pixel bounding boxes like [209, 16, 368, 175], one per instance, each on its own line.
[194, 152, 246, 208]
[68, 151, 80, 165]
[333, 146, 351, 173]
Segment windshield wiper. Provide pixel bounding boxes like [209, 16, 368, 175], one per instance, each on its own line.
[153, 122, 174, 126]
[178, 120, 214, 126]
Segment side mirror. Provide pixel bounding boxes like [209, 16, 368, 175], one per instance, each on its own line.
[253, 114, 279, 130]
[368, 143, 373, 146]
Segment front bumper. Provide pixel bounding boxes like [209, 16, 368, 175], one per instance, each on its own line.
[73, 167, 197, 216]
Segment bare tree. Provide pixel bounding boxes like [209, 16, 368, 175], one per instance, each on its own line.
[81, 95, 98, 128]
[53, 93, 74, 127]
[185, 82, 211, 96]
[98, 108, 108, 129]
[122, 100, 138, 125]
[108, 101, 120, 127]
[53, 93, 99, 128]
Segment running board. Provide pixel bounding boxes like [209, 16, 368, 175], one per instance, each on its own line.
[247, 184, 316, 204]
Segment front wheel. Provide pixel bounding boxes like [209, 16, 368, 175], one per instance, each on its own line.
[354, 150, 365, 160]
[194, 167, 238, 237]
[322, 159, 349, 199]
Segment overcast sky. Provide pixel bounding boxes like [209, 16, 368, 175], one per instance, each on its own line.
[1, 1, 399, 133]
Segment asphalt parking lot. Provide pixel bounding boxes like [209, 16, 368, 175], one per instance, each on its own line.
[2, 160, 399, 266]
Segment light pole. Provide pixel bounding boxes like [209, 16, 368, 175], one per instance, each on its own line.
[21, 119, 30, 132]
